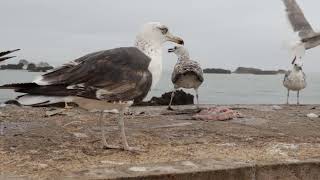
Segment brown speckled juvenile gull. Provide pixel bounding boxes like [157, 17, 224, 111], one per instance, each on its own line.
[0, 22, 184, 152]
[283, 56, 307, 105]
[167, 46, 203, 110]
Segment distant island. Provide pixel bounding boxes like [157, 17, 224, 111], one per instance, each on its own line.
[203, 67, 286, 75]
[203, 68, 231, 74]
[233, 67, 287, 75]
[0, 59, 54, 72]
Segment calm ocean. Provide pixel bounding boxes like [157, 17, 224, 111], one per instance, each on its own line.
[1, 70, 320, 104]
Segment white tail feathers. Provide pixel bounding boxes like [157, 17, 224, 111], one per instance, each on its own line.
[17, 95, 68, 106]
[32, 76, 50, 85]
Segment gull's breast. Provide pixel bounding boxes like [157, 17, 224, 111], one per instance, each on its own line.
[148, 53, 162, 89]
[175, 73, 202, 89]
[283, 72, 307, 91]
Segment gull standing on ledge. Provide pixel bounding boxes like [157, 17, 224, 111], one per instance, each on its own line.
[283, 56, 306, 105]
[0, 49, 20, 62]
[167, 46, 203, 110]
[282, 0, 320, 51]
[0, 22, 184, 151]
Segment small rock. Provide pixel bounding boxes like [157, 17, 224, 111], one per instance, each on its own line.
[181, 161, 198, 167]
[129, 166, 147, 172]
[29, 150, 38, 154]
[0, 103, 6, 107]
[0, 112, 9, 117]
[124, 111, 133, 115]
[307, 113, 318, 118]
[89, 109, 100, 113]
[61, 111, 78, 117]
[73, 132, 88, 138]
[0, 122, 4, 136]
[286, 159, 300, 163]
[104, 109, 119, 114]
[134, 90, 194, 106]
[101, 160, 125, 165]
[0, 150, 7, 154]
[38, 163, 48, 169]
[311, 106, 317, 110]
[217, 143, 237, 147]
[272, 105, 282, 110]
[45, 109, 65, 117]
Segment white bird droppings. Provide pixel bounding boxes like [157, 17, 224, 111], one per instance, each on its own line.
[307, 113, 318, 118]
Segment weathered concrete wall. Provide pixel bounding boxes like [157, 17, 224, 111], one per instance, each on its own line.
[255, 162, 320, 180]
[66, 160, 320, 180]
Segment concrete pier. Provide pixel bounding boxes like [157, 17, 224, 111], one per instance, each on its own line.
[1, 104, 320, 179]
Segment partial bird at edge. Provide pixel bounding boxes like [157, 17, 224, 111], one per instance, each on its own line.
[282, 0, 320, 51]
[0, 49, 20, 62]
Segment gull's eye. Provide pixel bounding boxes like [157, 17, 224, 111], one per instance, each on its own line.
[159, 27, 168, 34]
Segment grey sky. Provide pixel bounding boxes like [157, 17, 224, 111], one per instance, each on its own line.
[1, 0, 320, 72]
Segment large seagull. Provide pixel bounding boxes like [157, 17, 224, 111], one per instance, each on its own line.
[0, 22, 184, 151]
[282, 0, 320, 51]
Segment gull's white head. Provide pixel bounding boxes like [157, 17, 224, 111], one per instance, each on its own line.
[135, 22, 184, 89]
[136, 22, 184, 46]
[168, 45, 190, 60]
[291, 56, 303, 71]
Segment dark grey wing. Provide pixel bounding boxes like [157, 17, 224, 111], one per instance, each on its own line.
[192, 61, 204, 82]
[172, 60, 203, 83]
[22, 47, 152, 102]
[171, 64, 179, 83]
[282, 0, 315, 39]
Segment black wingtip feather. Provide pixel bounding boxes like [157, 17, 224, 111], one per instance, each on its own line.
[0, 83, 39, 89]
[0, 56, 16, 62]
[0, 49, 20, 57]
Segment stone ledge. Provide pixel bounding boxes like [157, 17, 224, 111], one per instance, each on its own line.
[66, 159, 320, 180]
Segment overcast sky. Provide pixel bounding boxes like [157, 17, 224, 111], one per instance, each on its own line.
[1, 0, 320, 72]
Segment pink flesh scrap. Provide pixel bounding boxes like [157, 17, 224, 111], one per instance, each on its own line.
[192, 107, 243, 121]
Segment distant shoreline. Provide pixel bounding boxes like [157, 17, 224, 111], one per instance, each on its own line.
[203, 67, 287, 75]
[0, 60, 54, 72]
[0, 67, 287, 75]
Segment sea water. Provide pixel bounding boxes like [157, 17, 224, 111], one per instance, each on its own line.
[1, 70, 320, 104]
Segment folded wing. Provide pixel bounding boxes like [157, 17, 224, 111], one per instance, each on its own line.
[1, 47, 152, 102]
